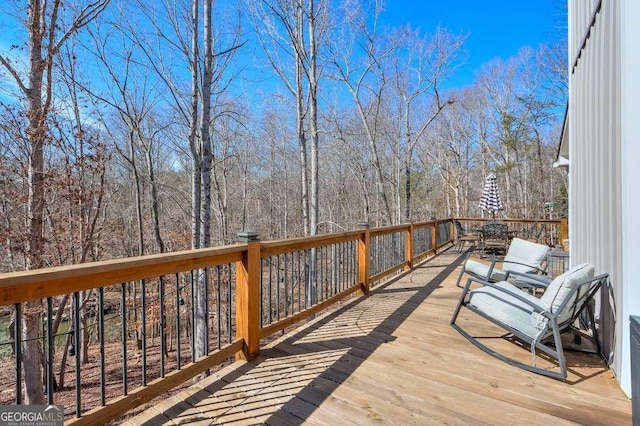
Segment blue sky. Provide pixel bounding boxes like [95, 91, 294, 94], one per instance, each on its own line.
[0, 1, 567, 102]
[383, 0, 566, 88]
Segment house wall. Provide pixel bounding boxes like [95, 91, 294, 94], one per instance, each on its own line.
[620, 0, 640, 397]
[568, 0, 639, 397]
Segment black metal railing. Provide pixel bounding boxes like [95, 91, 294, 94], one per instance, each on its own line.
[0, 263, 238, 419]
[259, 240, 358, 329]
[370, 228, 406, 280]
[0, 219, 457, 424]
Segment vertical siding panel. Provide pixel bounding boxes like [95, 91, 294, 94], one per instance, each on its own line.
[569, 0, 623, 382]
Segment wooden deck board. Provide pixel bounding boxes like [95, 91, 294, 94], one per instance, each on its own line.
[128, 249, 631, 425]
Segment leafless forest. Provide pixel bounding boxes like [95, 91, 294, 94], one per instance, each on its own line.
[0, 0, 567, 406]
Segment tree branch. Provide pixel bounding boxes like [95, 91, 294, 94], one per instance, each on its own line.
[0, 54, 28, 95]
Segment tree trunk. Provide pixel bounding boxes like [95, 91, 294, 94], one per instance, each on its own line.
[189, 0, 201, 251]
[404, 154, 411, 222]
[295, 1, 310, 237]
[129, 128, 144, 257]
[146, 148, 165, 253]
[22, 0, 47, 403]
[307, 0, 319, 306]
[194, 0, 214, 362]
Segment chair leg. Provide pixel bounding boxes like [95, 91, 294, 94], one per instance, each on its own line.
[550, 322, 567, 380]
[450, 278, 473, 325]
[455, 253, 471, 288]
[586, 302, 602, 356]
[455, 264, 467, 288]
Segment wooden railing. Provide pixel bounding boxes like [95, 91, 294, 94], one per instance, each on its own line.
[0, 219, 455, 424]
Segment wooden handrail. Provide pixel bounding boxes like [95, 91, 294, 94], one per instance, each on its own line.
[260, 230, 362, 257]
[0, 245, 245, 305]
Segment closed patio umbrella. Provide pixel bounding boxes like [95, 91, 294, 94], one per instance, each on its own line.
[479, 173, 503, 219]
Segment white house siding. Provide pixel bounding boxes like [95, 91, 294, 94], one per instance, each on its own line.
[620, 0, 640, 398]
[569, 0, 601, 66]
[568, 0, 639, 397]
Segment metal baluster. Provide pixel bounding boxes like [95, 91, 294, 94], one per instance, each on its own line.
[15, 303, 22, 404]
[387, 233, 391, 270]
[227, 264, 232, 344]
[373, 236, 377, 275]
[325, 244, 336, 298]
[276, 256, 281, 321]
[373, 236, 378, 275]
[121, 283, 128, 395]
[345, 242, 349, 287]
[309, 248, 313, 300]
[347, 241, 351, 286]
[159, 276, 165, 378]
[98, 288, 105, 405]
[298, 252, 307, 312]
[386, 234, 389, 270]
[336, 244, 340, 294]
[337, 243, 341, 291]
[346, 241, 350, 286]
[46, 297, 54, 405]
[352, 241, 357, 284]
[284, 253, 289, 317]
[313, 247, 322, 303]
[73, 292, 81, 417]
[217, 266, 221, 350]
[319, 246, 324, 301]
[175, 274, 181, 370]
[331, 244, 336, 295]
[378, 235, 382, 272]
[268, 258, 273, 325]
[260, 259, 264, 327]
[190, 271, 195, 362]
[350, 241, 355, 286]
[204, 269, 209, 356]
[345, 242, 349, 290]
[141, 279, 147, 386]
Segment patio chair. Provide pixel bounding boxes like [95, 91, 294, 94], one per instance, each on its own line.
[450, 263, 607, 379]
[455, 237, 550, 288]
[477, 221, 509, 257]
[454, 220, 480, 253]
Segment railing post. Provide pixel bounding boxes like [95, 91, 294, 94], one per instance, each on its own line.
[560, 218, 569, 250]
[449, 219, 455, 245]
[431, 221, 438, 255]
[405, 222, 414, 270]
[236, 231, 260, 361]
[357, 222, 370, 295]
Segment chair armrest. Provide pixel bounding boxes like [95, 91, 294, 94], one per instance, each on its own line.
[507, 270, 552, 289]
[500, 260, 547, 276]
[485, 254, 502, 279]
[465, 277, 547, 313]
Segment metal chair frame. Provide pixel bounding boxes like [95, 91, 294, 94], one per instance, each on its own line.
[450, 273, 608, 379]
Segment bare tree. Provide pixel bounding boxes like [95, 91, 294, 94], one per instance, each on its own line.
[247, 0, 327, 306]
[0, 0, 109, 404]
[386, 26, 464, 222]
[327, 0, 395, 224]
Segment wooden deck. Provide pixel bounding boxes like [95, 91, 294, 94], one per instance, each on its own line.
[127, 249, 631, 425]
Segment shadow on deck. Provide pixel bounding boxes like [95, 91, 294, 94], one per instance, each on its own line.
[128, 249, 631, 425]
